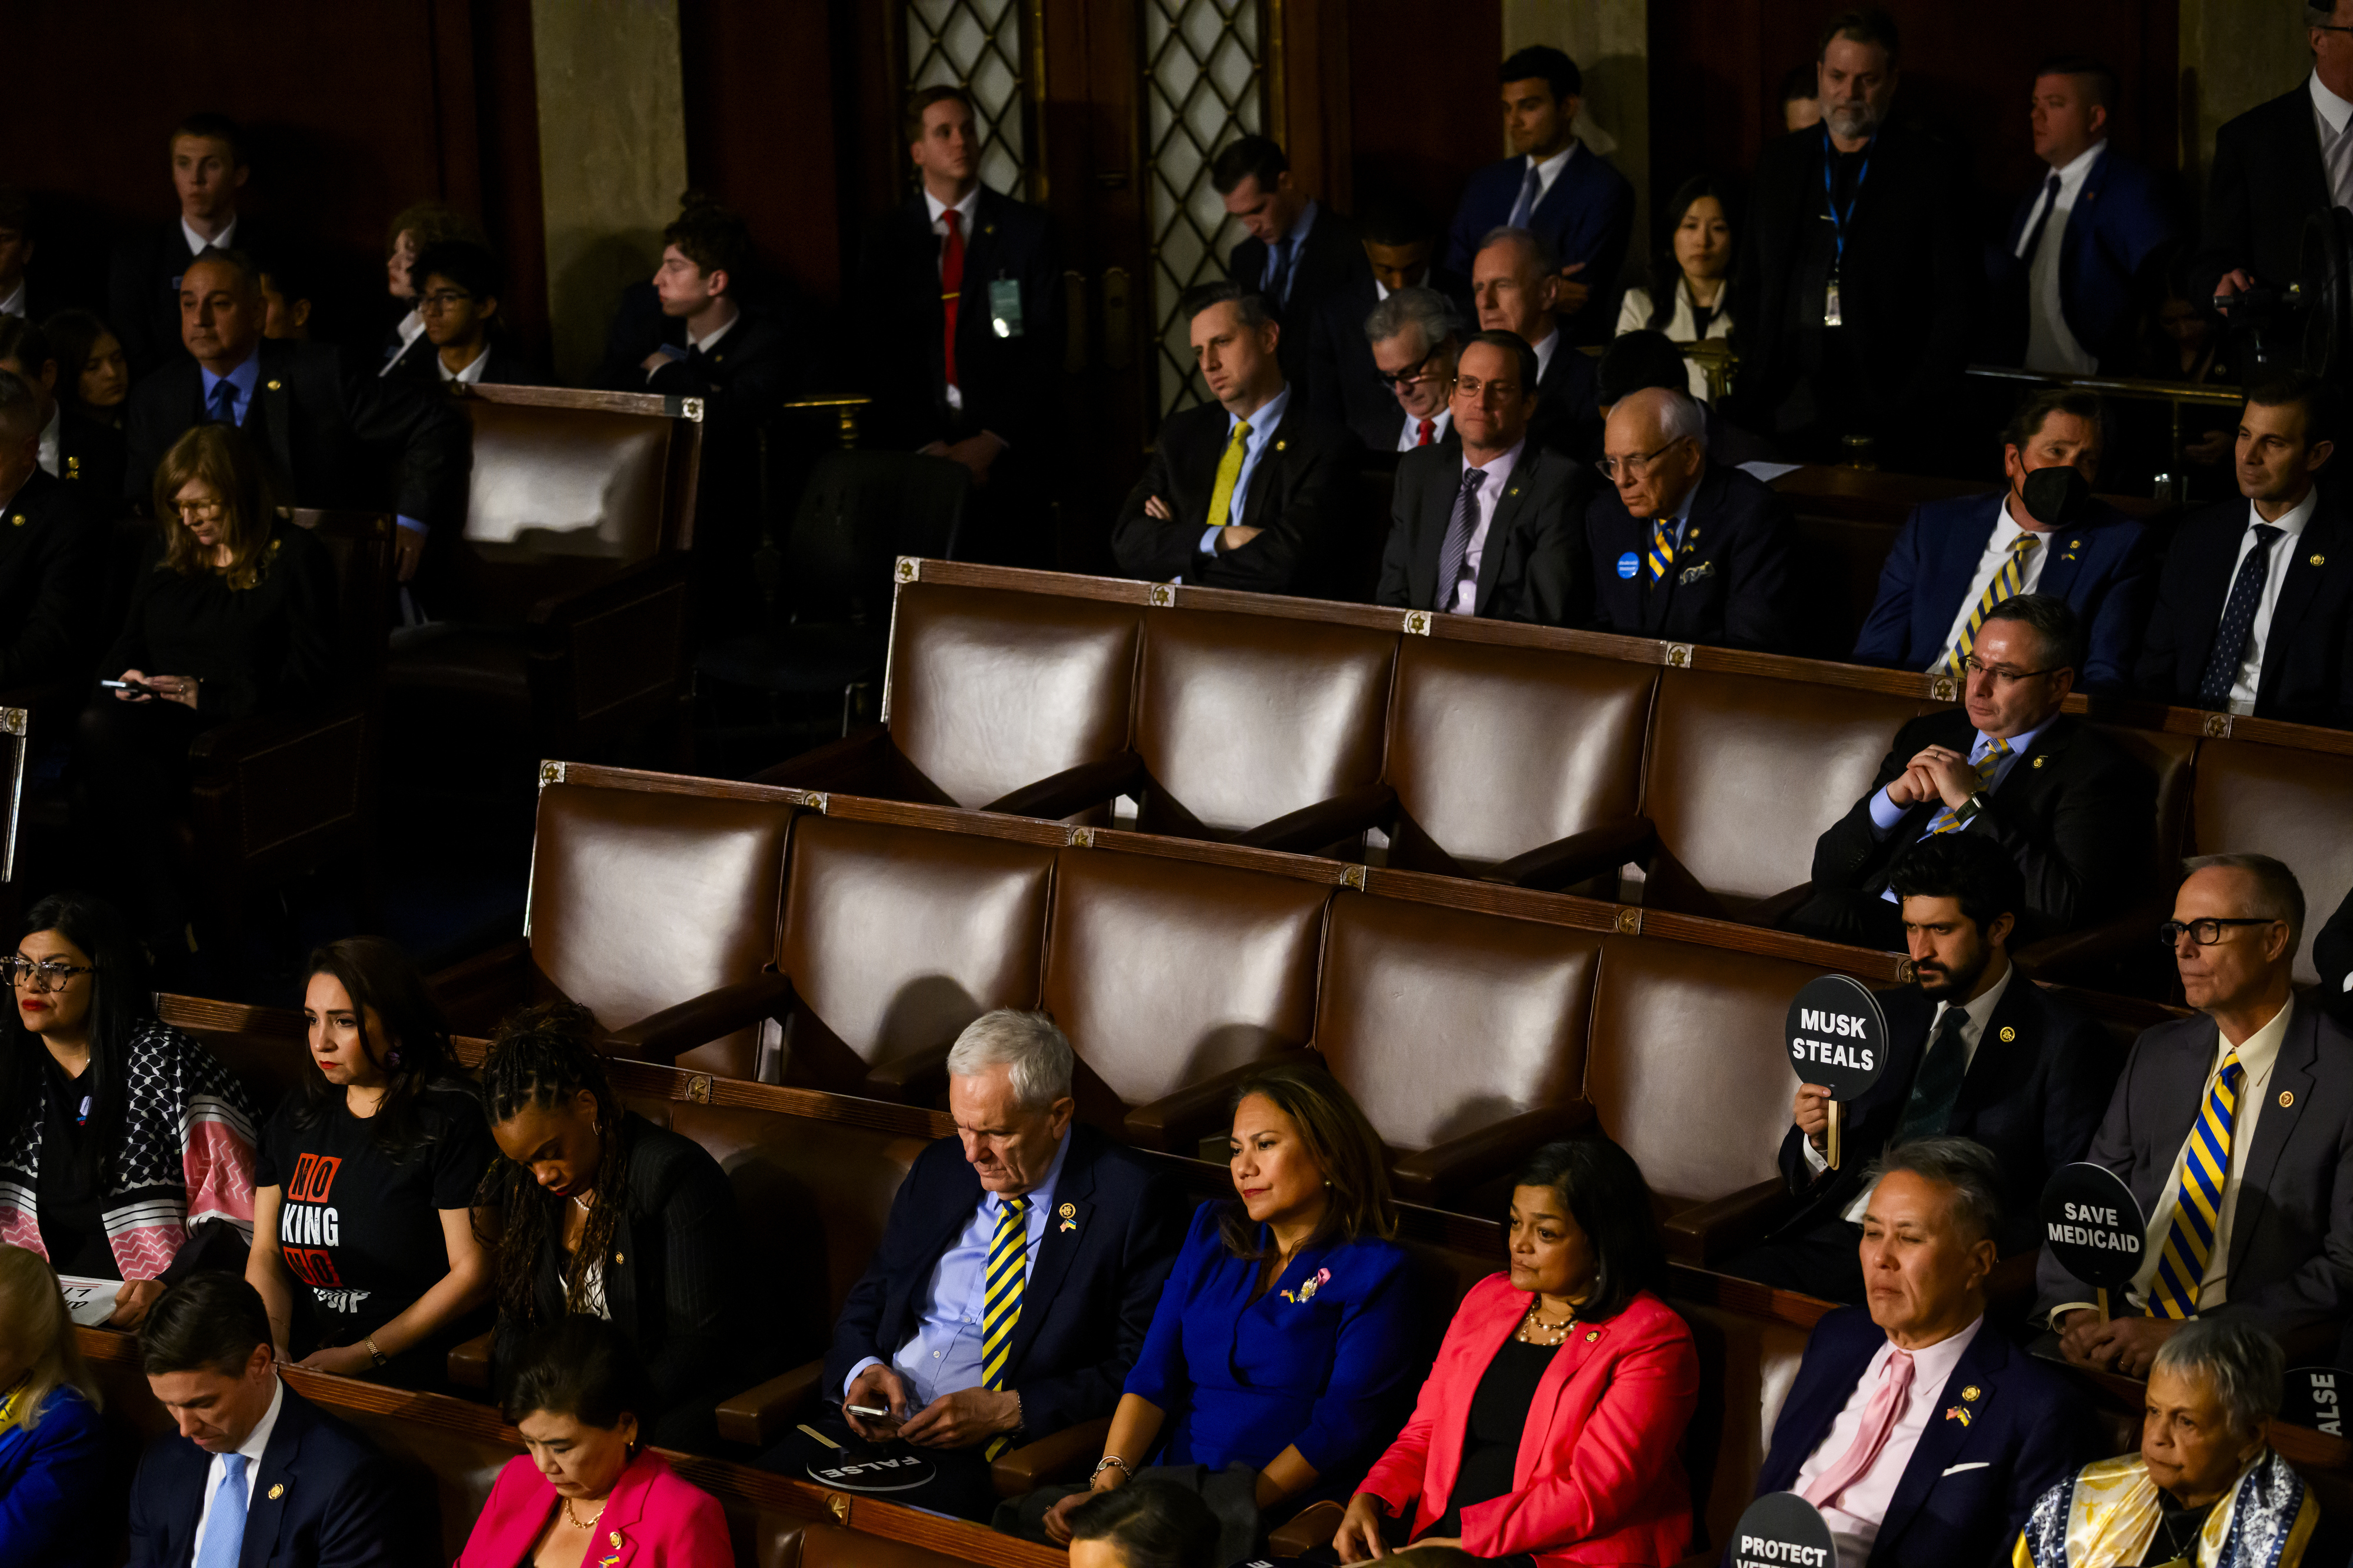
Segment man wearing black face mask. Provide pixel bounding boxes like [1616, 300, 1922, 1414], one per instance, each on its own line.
[1852, 388, 2153, 691]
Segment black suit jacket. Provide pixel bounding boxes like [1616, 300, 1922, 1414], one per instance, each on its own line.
[2033, 1002, 2353, 1350]
[2318, 886, 2353, 1028]
[0, 466, 102, 688]
[1376, 439, 1587, 623]
[1229, 207, 1368, 391]
[588, 281, 804, 433]
[1770, 973, 2119, 1252]
[1110, 396, 1357, 595]
[1303, 270, 1395, 450]
[122, 338, 469, 530]
[2189, 86, 2331, 305]
[1810, 710, 2155, 942]
[1527, 338, 1602, 463]
[58, 406, 127, 501]
[2134, 489, 2353, 728]
[860, 187, 1061, 451]
[1581, 462, 1799, 649]
[824, 1126, 1183, 1437]
[125, 1383, 414, 1568]
[384, 335, 548, 389]
[106, 215, 286, 378]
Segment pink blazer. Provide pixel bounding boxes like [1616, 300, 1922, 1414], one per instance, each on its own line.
[1359, 1275, 1699, 1568]
[456, 1449, 731, 1568]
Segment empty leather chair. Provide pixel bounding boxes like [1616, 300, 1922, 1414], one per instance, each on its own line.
[2188, 738, 2353, 987]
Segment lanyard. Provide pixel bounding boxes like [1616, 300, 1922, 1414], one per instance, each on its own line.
[1821, 126, 1875, 271]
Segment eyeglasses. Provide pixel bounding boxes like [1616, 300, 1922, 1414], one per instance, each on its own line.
[418, 289, 476, 313]
[1594, 440, 1689, 482]
[174, 499, 224, 521]
[1369, 342, 1445, 393]
[1961, 655, 2063, 685]
[2157, 917, 2279, 949]
[1455, 375, 1522, 405]
[3, 958, 95, 992]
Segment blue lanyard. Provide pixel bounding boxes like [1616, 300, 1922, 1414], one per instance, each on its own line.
[1821, 126, 1875, 270]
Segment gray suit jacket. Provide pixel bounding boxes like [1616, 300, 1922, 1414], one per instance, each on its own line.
[2032, 1000, 2353, 1353]
[1374, 440, 1588, 623]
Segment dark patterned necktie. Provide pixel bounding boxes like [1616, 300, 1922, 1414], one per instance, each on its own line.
[1434, 467, 1487, 612]
[2198, 523, 2282, 705]
[1894, 1008, 1970, 1142]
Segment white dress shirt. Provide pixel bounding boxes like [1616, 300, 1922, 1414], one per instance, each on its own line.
[0, 278, 24, 319]
[2219, 486, 2319, 713]
[926, 184, 984, 409]
[37, 402, 60, 478]
[1531, 329, 1560, 389]
[190, 1377, 284, 1565]
[1397, 407, 1454, 452]
[1930, 493, 2054, 670]
[2315, 71, 2353, 210]
[1612, 282, 1732, 401]
[1447, 437, 1527, 614]
[1519, 144, 1578, 213]
[2017, 140, 2106, 375]
[1793, 1316, 1985, 1563]
[438, 343, 492, 383]
[381, 306, 427, 379]
[181, 215, 238, 259]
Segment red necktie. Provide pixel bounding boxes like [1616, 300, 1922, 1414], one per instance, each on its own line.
[940, 208, 965, 393]
[1416, 418, 1435, 447]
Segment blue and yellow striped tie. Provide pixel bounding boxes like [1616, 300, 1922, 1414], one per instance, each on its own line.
[979, 1196, 1028, 1459]
[2145, 1053, 2244, 1320]
[1922, 737, 2009, 835]
[1645, 519, 1677, 586]
[1939, 535, 2039, 673]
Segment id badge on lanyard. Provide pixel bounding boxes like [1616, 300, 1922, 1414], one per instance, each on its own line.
[1822, 127, 1872, 328]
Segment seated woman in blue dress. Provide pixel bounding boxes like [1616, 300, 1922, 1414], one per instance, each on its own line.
[1034, 1062, 1418, 1557]
[0, 1243, 108, 1568]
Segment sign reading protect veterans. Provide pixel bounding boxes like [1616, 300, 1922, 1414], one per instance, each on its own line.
[1730, 1492, 1838, 1568]
[2038, 1162, 2147, 1288]
[1784, 975, 1889, 1100]
[2285, 1367, 2353, 1436]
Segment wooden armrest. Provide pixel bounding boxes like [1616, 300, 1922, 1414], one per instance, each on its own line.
[1236, 783, 1397, 856]
[2014, 899, 2169, 980]
[1265, 1500, 1347, 1557]
[426, 939, 534, 1023]
[1741, 880, 1818, 932]
[752, 725, 893, 790]
[1492, 816, 1657, 893]
[858, 1040, 955, 1105]
[185, 702, 365, 765]
[1124, 1049, 1324, 1153]
[988, 1416, 1113, 1497]
[983, 752, 1147, 821]
[525, 551, 689, 628]
[715, 1357, 825, 1448]
[603, 973, 796, 1066]
[1391, 1102, 1597, 1206]
[1661, 1176, 1795, 1266]
[446, 1329, 494, 1390]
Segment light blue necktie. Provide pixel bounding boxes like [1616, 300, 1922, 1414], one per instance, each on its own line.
[1506, 162, 1542, 228]
[196, 1452, 248, 1568]
[206, 378, 239, 426]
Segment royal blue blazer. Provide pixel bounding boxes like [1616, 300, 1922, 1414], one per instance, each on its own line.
[1124, 1201, 1418, 1497]
[0, 1384, 106, 1568]
[1850, 492, 2153, 691]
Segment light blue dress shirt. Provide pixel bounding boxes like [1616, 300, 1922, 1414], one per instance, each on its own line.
[1868, 718, 2052, 902]
[1261, 201, 1319, 306]
[1196, 381, 1293, 556]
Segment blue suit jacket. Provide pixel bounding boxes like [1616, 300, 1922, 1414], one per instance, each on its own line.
[126, 1383, 413, 1568]
[1445, 147, 1634, 344]
[1748, 1308, 2092, 1568]
[1850, 492, 2152, 690]
[0, 1384, 107, 1568]
[1995, 148, 2178, 370]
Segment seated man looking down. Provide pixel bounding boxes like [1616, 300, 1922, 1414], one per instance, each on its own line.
[1751, 1137, 2093, 1568]
[1358, 286, 1461, 456]
[1724, 833, 2118, 1303]
[2042, 854, 2353, 1376]
[1307, 200, 1453, 449]
[1786, 593, 2154, 952]
[1111, 282, 1354, 595]
[761, 1010, 1185, 1520]
[0, 368, 101, 690]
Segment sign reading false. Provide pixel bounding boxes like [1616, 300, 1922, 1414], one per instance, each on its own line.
[802, 1448, 936, 1493]
[1784, 975, 1889, 1100]
[1729, 1492, 1838, 1568]
[2038, 1162, 2147, 1289]
[2285, 1367, 2353, 1436]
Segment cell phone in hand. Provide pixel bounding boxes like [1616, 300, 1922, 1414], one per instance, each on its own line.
[846, 1404, 896, 1420]
[101, 678, 161, 696]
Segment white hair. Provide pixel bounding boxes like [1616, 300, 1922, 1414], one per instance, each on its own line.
[945, 1009, 1074, 1109]
[1656, 386, 1707, 445]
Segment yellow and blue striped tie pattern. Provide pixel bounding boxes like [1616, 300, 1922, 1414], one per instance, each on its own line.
[2145, 1053, 2244, 1320]
[1939, 534, 2039, 673]
[979, 1196, 1029, 1458]
[1922, 737, 2009, 835]
[1645, 520, 1676, 586]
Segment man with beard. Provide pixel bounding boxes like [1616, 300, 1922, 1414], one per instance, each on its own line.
[1721, 832, 2119, 1304]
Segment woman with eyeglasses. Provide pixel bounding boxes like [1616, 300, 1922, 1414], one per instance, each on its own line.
[0, 892, 257, 1329]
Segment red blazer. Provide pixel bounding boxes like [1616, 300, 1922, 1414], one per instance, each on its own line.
[1359, 1275, 1699, 1568]
[456, 1449, 731, 1567]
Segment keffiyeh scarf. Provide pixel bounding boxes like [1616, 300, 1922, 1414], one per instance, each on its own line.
[2015, 1450, 2318, 1568]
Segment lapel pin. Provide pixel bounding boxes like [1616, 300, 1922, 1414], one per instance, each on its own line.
[985, 223, 997, 235]
[266, 379, 282, 391]
[1508, 486, 1520, 496]
[612, 1530, 624, 1548]
[2311, 553, 2327, 567]
[2032, 756, 2047, 768]
[1058, 1202, 1076, 1218]
[2281, 1090, 2296, 1108]
[1944, 1406, 1972, 1426]
[1584, 1329, 1600, 1342]
[2068, 540, 2081, 549]
[1998, 1026, 2015, 1042]
[1962, 1385, 1981, 1402]
[1060, 1219, 1077, 1232]
[268, 1483, 286, 1499]
[9, 515, 22, 527]
[615, 1252, 624, 1264]
[1275, 439, 1287, 451]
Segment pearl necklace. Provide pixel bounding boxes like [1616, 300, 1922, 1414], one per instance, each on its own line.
[1515, 1297, 1577, 1346]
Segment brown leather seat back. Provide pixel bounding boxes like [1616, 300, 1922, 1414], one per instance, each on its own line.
[1586, 936, 1821, 1209]
[778, 815, 1054, 1083]
[1386, 638, 1656, 873]
[530, 782, 794, 1077]
[1675, 1298, 1812, 1555]
[799, 1524, 984, 1568]
[1314, 895, 1596, 1153]
[1645, 671, 1935, 909]
[2092, 723, 2197, 902]
[1044, 848, 1331, 1118]
[1136, 611, 1395, 837]
[889, 583, 1142, 807]
[2191, 738, 2353, 985]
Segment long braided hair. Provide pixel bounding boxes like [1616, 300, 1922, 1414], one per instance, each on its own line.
[473, 1002, 629, 1325]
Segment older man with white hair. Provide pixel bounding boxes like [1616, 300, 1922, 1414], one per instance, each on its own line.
[759, 1010, 1184, 1519]
[1582, 383, 1798, 649]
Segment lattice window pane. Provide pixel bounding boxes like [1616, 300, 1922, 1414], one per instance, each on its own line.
[906, 0, 1029, 201]
[1144, 0, 1263, 419]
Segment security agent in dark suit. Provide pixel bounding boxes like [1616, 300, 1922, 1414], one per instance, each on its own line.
[0, 372, 102, 689]
[1731, 11, 1975, 469]
[1855, 388, 2153, 692]
[2137, 375, 2353, 728]
[1216, 137, 1367, 394]
[122, 251, 467, 590]
[1443, 45, 1635, 346]
[1377, 330, 1587, 624]
[1751, 1139, 2094, 1568]
[763, 1012, 1184, 1520]
[1789, 594, 2157, 952]
[1354, 286, 1461, 458]
[107, 113, 277, 378]
[1584, 385, 1798, 649]
[1470, 226, 1601, 463]
[1724, 835, 2119, 1303]
[1111, 283, 1355, 596]
[2044, 853, 2353, 1376]
[1305, 199, 1460, 451]
[127, 1273, 414, 1568]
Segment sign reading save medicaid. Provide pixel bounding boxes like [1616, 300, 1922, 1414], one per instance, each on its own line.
[2038, 1162, 2147, 1288]
[1729, 1492, 1838, 1568]
[1784, 975, 1889, 1100]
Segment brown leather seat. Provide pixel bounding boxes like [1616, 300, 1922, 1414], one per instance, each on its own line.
[2189, 738, 2353, 986]
[1678, 1299, 1813, 1556]
[799, 1524, 987, 1568]
[2014, 726, 2197, 989]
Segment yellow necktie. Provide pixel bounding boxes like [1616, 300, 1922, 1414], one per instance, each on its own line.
[1204, 418, 1252, 533]
[1941, 535, 2038, 673]
[979, 1196, 1028, 1459]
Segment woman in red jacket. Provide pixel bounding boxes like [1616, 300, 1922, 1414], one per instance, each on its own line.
[1334, 1137, 1700, 1568]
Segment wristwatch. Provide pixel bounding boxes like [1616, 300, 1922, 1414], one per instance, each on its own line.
[364, 1336, 388, 1367]
[1953, 791, 1989, 826]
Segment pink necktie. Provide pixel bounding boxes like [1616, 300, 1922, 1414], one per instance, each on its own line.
[1802, 1348, 1914, 1509]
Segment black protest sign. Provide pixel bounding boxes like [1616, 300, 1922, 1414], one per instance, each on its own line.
[1785, 975, 1890, 1099]
[2285, 1367, 2353, 1436]
[2039, 1162, 2147, 1289]
[804, 1447, 936, 1492]
[1729, 1492, 1837, 1568]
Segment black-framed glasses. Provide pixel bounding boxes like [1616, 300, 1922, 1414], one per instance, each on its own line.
[2, 957, 95, 992]
[2157, 918, 2280, 948]
[1369, 342, 1445, 393]
[1961, 655, 2064, 684]
[418, 289, 476, 313]
[1594, 440, 1689, 482]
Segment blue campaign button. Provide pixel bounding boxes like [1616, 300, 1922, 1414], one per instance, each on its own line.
[1616, 551, 1639, 580]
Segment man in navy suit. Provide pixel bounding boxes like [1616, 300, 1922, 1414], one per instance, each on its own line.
[1218, 137, 1367, 395]
[1990, 57, 2177, 375]
[1747, 1138, 2094, 1568]
[127, 1273, 412, 1568]
[1853, 388, 2152, 692]
[1443, 46, 1633, 346]
[108, 114, 283, 378]
[1305, 199, 1455, 452]
[762, 1012, 1184, 1519]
